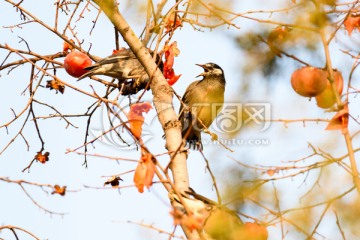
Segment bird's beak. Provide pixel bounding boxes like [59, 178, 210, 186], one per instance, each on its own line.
[196, 64, 206, 78]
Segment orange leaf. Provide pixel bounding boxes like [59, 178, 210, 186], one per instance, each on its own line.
[344, 15, 360, 36]
[128, 102, 152, 139]
[165, 13, 182, 33]
[63, 40, 75, 53]
[143, 153, 156, 189]
[325, 104, 349, 133]
[51, 185, 66, 196]
[134, 161, 146, 193]
[46, 79, 65, 94]
[133, 153, 156, 193]
[35, 151, 50, 164]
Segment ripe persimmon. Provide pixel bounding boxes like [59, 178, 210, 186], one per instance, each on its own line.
[291, 66, 327, 97]
[64, 51, 92, 78]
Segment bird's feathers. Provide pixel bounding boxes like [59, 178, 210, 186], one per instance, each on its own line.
[179, 63, 226, 150]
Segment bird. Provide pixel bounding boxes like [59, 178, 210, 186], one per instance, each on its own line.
[179, 63, 226, 150]
[78, 48, 163, 95]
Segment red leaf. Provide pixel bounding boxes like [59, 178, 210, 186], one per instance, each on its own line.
[167, 74, 182, 86]
[325, 104, 349, 133]
[163, 42, 181, 85]
[128, 102, 152, 139]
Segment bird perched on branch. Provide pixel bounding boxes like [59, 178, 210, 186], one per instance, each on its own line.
[179, 63, 226, 150]
[78, 48, 163, 95]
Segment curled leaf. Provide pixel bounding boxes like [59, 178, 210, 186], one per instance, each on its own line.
[133, 153, 156, 193]
[52, 185, 66, 196]
[165, 13, 182, 33]
[128, 102, 152, 139]
[325, 104, 349, 133]
[63, 39, 75, 53]
[163, 42, 181, 86]
[35, 151, 50, 164]
[46, 80, 65, 94]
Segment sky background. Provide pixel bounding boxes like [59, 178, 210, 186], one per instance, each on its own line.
[1, 1, 360, 239]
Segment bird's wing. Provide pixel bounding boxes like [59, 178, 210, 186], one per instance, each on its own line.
[96, 53, 133, 66]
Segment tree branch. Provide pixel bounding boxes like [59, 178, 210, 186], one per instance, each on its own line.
[91, 0, 194, 238]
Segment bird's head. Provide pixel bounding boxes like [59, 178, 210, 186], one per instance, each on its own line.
[196, 63, 224, 78]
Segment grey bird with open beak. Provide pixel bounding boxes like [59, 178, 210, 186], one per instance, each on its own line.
[179, 63, 226, 150]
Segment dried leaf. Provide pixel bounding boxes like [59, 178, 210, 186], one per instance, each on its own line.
[128, 102, 152, 139]
[134, 161, 146, 193]
[63, 39, 75, 53]
[104, 176, 123, 188]
[344, 15, 360, 36]
[325, 104, 349, 133]
[52, 185, 66, 196]
[165, 13, 182, 33]
[142, 153, 155, 189]
[46, 80, 65, 94]
[35, 151, 50, 164]
[133, 153, 156, 193]
[163, 42, 181, 85]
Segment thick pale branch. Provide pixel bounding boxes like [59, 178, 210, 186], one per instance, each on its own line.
[91, 0, 194, 238]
